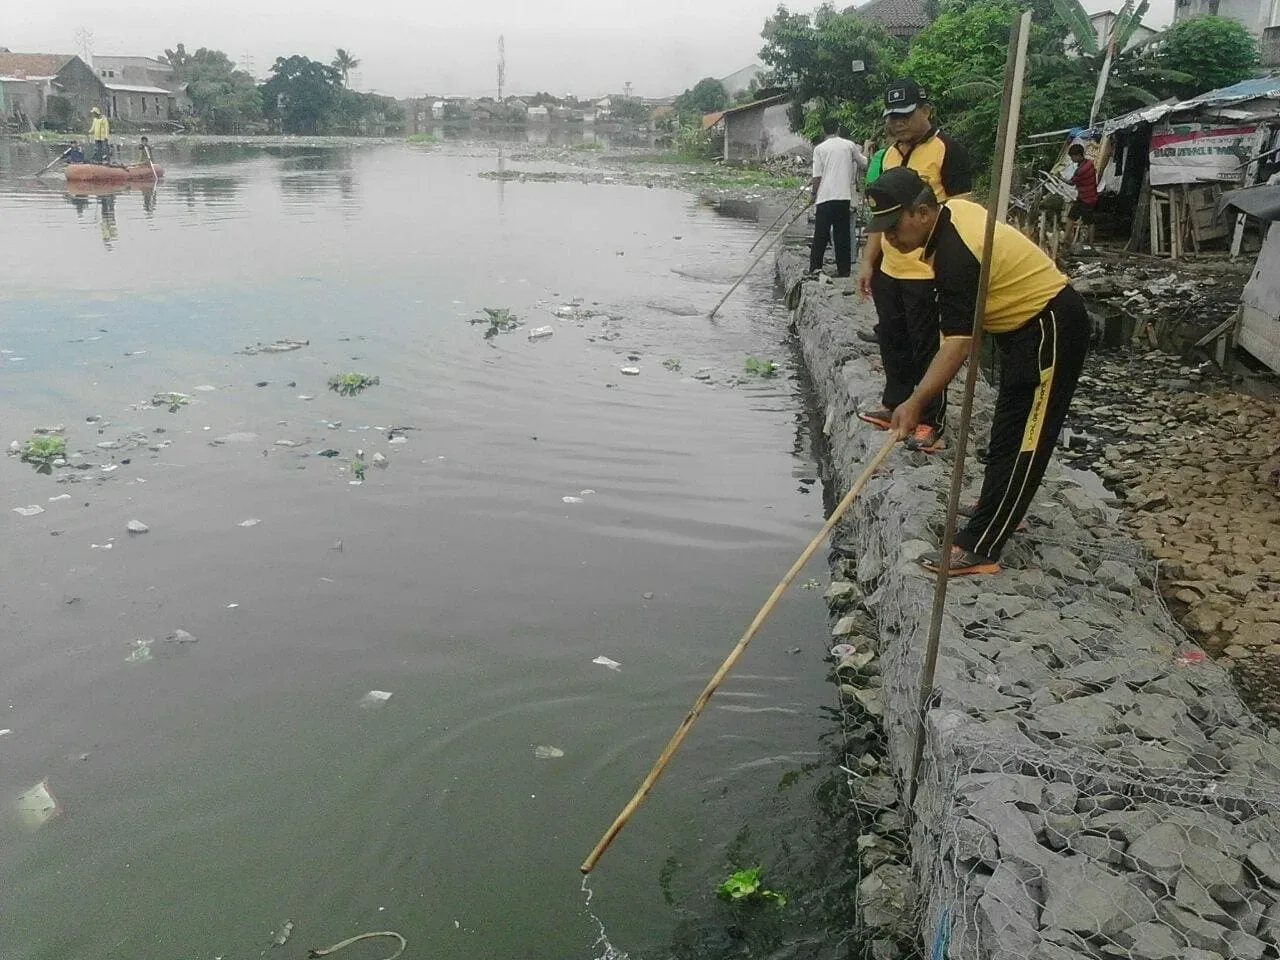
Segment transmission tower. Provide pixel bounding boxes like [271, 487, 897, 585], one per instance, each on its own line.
[497, 35, 505, 101]
[75, 27, 95, 67]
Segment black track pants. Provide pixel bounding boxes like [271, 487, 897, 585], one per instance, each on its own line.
[810, 200, 851, 276]
[872, 270, 945, 428]
[957, 285, 1091, 560]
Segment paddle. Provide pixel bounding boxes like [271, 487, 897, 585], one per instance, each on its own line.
[143, 144, 158, 182]
[35, 148, 72, 178]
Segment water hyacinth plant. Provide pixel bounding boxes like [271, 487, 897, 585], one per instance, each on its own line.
[744, 357, 779, 378]
[470, 307, 523, 340]
[716, 866, 787, 907]
[328, 373, 380, 397]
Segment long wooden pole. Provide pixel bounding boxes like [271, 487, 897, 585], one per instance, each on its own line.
[708, 204, 811, 319]
[906, 10, 1032, 810]
[35, 148, 71, 177]
[581, 433, 898, 873]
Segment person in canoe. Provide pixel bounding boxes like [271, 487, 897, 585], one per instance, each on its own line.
[90, 107, 110, 163]
[65, 143, 85, 164]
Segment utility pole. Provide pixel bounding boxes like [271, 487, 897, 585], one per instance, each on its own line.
[497, 35, 506, 101]
[624, 81, 633, 100]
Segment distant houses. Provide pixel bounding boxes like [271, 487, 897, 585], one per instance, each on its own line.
[0, 49, 189, 131]
[703, 93, 809, 164]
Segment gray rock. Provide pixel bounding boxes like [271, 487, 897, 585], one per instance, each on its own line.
[1223, 929, 1268, 960]
[950, 817, 998, 865]
[1031, 698, 1117, 739]
[856, 863, 915, 930]
[969, 799, 1059, 871]
[1095, 559, 1141, 593]
[1260, 900, 1280, 944]
[1174, 875, 1233, 925]
[1042, 856, 1156, 937]
[955, 773, 1043, 809]
[1044, 812, 1084, 851]
[852, 775, 899, 811]
[1090, 808, 1163, 843]
[1042, 782, 1078, 815]
[126, 519, 149, 534]
[976, 861, 1041, 960]
[1247, 842, 1280, 887]
[1127, 821, 1245, 901]
[1155, 903, 1231, 951]
[1181, 952, 1225, 960]
[824, 581, 858, 604]
[1072, 833, 1124, 865]
[1036, 546, 1092, 582]
[1115, 921, 1188, 960]
[853, 688, 884, 717]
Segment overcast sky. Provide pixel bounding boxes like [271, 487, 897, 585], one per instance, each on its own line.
[8, 0, 1176, 100]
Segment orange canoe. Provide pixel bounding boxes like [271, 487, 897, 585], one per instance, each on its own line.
[65, 163, 164, 183]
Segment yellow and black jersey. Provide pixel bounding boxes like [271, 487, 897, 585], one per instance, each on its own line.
[879, 127, 972, 281]
[925, 198, 1069, 339]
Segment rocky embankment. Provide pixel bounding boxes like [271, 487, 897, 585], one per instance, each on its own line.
[778, 250, 1280, 960]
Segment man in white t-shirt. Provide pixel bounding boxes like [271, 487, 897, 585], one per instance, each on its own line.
[808, 118, 867, 277]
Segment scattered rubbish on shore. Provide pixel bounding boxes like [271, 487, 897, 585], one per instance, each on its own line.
[643, 592, 655, 600]
[744, 357, 779, 378]
[48, 494, 71, 502]
[528, 325, 554, 340]
[126, 638, 154, 662]
[534, 745, 565, 759]
[16, 779, 60, 830]
[620, 366, 640, 376]
[13, 504, 45, 517]
[386, 426, 413, 441]
[274, 439, 305, 448]
[318, 449, 340, 458]
[471, 307, 522, 339]
[238, 518, 261, 527]
[126, 520, 149, 534]
[579, 488, 596, 496]
[227, 602, 240, 609]
[101, 464, 119, 473]
[328, 373, 380, 397]
[167, 629, 198, 644]
[193, 384, 216, 392]
[360, 690, 393, 709]
[563, 496, 583, 504]
[240, 338, 309, 355]
[592, 656, 622, 672]
[298, 394, 316, 401]
[269, 919, 295, 948]
[91, 541, 113, 550]
[307, 931, 406, 959]
[830, 643, 857, 659]
[151, 392, 190, 412]
[0, 729, 11, 738]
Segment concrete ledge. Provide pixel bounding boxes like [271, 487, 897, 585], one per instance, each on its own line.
[779, 250, 1280, 959]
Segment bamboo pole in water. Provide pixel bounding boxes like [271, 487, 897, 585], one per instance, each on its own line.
[580, 434, 898, 874]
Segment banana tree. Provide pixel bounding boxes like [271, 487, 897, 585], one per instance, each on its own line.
[1051, 0, 1149, 125]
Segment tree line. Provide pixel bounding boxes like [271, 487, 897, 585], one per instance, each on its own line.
[163, 44, 404, 135]
[672, 0, 1258, 177]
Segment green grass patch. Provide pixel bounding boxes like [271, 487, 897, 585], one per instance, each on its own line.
[328, 373, 381, 396]
[21, 435, 66, 464]
[569, 141, 604, 151]
[405, 133, 436, 144]
[744, 357, 779, 378]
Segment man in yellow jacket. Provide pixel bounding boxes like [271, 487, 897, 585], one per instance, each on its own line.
[89, 106, 110, 163]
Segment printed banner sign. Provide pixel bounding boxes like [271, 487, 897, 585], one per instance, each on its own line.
[1149, 125, 1256, 186]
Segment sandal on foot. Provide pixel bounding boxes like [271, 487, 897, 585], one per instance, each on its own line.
[920, 547, 1001, 576]
[857, 408, 893, 430]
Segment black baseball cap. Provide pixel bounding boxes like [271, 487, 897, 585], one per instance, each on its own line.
[865, 166, 932, 233]
[883, 79, 928, 117]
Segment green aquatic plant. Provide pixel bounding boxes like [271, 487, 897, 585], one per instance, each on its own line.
[328, 373, 380, 397]
[717, 867, 787, 907]
[801, 578, 820, 590]
[21, 435, 66, 464]
[744, 357, 779, 378]
[351, 456, 366, 481]
[662, 357, 682, 371]
[470, 307, 523, 340]
[151, 392, 190, 412]
[405, 133, 436, 144]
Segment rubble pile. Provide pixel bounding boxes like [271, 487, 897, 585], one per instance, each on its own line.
[1070, 258, 1246, 352]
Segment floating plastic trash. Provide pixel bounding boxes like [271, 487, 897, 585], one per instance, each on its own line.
[48, 494, 71, 502]
[563, 496, 584, 504]
[13, 505, 44, 517]
[592, 656, 622, 672]
[0, 729, 11, 737]
[534, 745, 565, 759]
[620, 366, 640, 376]
[126, 639, 155, 662]
[238, 518, 261, 528]
[360, 690, 393, 709]
[580, 489, 596, 496]
[528, 326, 554, 340]
[830, 643, 856, 659]
[16, 779, 61, 830]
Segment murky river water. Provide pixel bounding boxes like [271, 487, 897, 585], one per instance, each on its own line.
[0, 140, 858, 960]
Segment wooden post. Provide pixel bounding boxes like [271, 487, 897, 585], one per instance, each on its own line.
[906, 9, 1033, 810]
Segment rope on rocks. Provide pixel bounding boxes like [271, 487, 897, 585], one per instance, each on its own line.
[308, 931, 406, 959]
[907, 10, 1033, 811]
